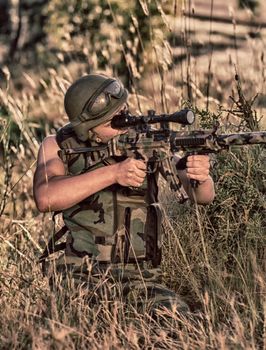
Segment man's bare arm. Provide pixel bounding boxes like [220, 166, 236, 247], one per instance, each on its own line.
[33, 136, 146, 212]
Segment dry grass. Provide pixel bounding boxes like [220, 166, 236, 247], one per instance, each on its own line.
[0, 1, 266, 348]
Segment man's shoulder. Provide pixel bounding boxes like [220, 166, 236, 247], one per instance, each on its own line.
[42, 134, 58, 146]
[42, 122, 74, 148]
[55, 123, 77, 148]
[39, 135, 60, 158]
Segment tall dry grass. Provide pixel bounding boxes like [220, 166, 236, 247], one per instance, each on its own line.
[0, 1, 266, 348]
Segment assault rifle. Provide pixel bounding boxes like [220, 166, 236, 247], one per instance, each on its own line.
[60, 109, 266, 191]
[111, 109, 266, 152]
[110, 109, 266, 187]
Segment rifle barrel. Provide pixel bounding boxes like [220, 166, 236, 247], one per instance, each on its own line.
[217, 131, 266, 146]
[173, 131, 266, 151]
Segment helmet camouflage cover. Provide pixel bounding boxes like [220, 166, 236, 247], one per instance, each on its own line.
[64, 74, 128, 141]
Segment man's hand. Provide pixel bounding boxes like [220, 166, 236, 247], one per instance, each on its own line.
[175, 154, 215, 204]
[186, 154, 211, 184]
[115, 158, 146, 187]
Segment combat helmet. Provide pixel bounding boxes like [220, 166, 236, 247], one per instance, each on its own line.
[64, 74, 128, 141]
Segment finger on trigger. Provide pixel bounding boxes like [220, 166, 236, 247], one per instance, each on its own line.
[136, 161, 147, 170]
[134, 172, 146, 181]
[135, 168, 146, 177]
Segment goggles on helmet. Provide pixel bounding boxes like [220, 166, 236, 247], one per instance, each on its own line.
[81, 79, 124, 118]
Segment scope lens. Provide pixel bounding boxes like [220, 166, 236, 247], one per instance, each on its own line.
[186, 110, 195, 125]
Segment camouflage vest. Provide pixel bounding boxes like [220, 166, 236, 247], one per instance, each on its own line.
[55, 123, 163, 267]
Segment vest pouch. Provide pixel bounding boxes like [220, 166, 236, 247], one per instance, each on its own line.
[114, 192, 147, 264]
[145, 203, 162, 267]
[63, 190, 116, 258]
[125, 206, 147, 263]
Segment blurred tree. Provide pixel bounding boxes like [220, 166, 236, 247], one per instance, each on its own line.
[8, 0, 49, 62]
[45, 0, 172, 88]
[0, 0, 11, 35]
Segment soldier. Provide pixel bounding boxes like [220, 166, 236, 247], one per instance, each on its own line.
[33, 74, 215, 315]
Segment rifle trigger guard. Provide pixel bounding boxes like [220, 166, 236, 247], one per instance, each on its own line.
[146, 162, 158, 174]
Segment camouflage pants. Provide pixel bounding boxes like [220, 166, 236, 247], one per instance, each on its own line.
[48, 254, 189, 317]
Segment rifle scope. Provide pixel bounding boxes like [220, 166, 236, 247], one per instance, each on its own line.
[111, 109, 195, 129]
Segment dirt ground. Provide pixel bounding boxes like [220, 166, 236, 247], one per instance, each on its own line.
[192, 0, 266, 20]
[167, 0, 266, 120]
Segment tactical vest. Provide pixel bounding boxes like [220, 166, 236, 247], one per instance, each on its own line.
[52, 123, 163, 267]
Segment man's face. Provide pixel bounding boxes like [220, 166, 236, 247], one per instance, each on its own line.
[92, 105, 128, 143]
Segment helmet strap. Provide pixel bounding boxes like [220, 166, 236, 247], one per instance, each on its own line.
[89, 129, 102, 144]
